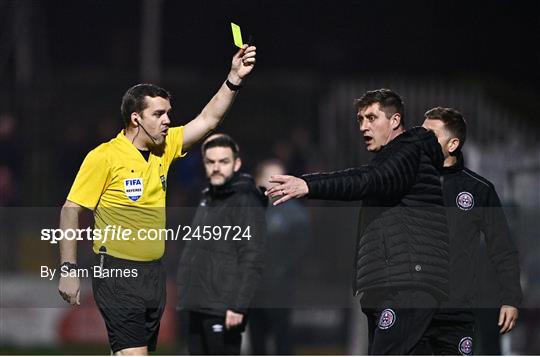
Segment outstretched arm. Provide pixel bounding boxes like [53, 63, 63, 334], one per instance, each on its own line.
[267, 143, 421, 205]
[182, 45, 257, 150]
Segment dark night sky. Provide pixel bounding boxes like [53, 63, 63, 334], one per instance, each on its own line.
[38, 0, 540, 84]
[3, 0, 539, 205]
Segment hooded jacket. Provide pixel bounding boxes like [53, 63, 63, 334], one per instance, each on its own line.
[176, 173, 267, 316]
[302, 127, 450, 300]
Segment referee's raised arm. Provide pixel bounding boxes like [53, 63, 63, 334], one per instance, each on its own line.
[58, 200, 85, 306]
[182, 44, 256, 150]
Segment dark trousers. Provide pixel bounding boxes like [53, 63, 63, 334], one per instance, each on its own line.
[474, 308, 501, 355]
[414, 311, 475, 355]
[187, 311, 245, 355]
[249, 308, 293, 355]
[361, 289, 438, 355]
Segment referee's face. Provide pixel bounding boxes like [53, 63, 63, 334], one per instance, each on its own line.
[203, 146, 241, 186]
[139, 96, 172, 146]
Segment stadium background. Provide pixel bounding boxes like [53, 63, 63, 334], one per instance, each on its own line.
[1, 0, 539, 354]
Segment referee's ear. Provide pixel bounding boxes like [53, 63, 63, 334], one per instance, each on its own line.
[130, 113, 140, 128]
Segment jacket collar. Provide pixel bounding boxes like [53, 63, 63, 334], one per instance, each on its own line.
[442, 150, 465, 175]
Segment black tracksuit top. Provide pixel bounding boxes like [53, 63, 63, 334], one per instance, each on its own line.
[441, 152, 522, 309]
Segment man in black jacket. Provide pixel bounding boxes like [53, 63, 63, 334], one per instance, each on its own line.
[422, 107, 522, 355]
[267, 89, 450, 355]
[177, 133, 266, 355]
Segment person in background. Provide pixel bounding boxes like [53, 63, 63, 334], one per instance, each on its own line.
[423, 107, 522, 355]
[176, 134, 266, 355]
[249, 159, 310, 355]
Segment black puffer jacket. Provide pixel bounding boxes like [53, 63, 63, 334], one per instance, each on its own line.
[303, 127, 449, 300]
[176, 173, 267, 316]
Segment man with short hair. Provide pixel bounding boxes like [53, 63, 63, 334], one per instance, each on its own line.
[266, 89, 450, 354]
[176, 133, 266, 355]
[58, 45, 257, 355]
[422, 107, 522, 355]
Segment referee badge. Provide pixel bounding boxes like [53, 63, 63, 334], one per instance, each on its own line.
[160, 175, 167, 191]
[456, 191, 474, 210]
[377, 308, 396, 330]
[458, 336, 473, 355]
[124, 178, 144, 202]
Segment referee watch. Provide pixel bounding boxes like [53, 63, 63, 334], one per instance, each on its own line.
[225, 79, 243, 91]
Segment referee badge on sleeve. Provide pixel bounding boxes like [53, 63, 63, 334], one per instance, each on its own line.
[160, 175, 167, 191]
[124, 178, 144, 201]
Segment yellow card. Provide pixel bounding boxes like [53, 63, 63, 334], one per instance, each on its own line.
[231, 22, 243, 48]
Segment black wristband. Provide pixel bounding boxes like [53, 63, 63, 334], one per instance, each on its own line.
[225, 79, 243, 91]
[60, 262, 78, 271]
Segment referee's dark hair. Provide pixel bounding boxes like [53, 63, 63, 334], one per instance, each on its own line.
[355, 88, 406, 128]
[121, 84, 171, 128]
[424, 107, 467, 151]
[202, 133, 240, 159]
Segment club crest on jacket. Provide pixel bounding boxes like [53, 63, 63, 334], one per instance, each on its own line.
[458, 336, 473, 355]
[378, 309, 396, 329]
[456, 191, 474, 210]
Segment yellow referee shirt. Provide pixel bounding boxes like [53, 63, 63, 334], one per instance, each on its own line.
[67, 126, 185, 261]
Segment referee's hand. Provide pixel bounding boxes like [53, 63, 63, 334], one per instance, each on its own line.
[58, 276, 80, 306]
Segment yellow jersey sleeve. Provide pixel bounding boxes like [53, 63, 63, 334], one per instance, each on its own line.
[165, 126, 187, 163]
[67, 148, 111, 210]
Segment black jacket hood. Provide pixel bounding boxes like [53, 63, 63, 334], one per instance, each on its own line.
[388, 126, 445, 173]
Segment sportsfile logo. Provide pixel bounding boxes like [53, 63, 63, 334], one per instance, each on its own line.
[41, 225, 133, 244]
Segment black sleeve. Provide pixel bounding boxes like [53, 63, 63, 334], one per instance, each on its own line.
[482, 186, 523, 307]
[231, 192, 266, 313]
[301, 143, 420, 201]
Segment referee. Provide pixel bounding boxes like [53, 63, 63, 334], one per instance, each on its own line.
[57, 44, 256, 355]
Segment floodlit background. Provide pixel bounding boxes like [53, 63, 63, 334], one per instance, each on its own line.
[1, 0, 539, 354]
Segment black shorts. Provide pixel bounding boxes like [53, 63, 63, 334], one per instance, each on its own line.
[91, 254, 166, 353]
